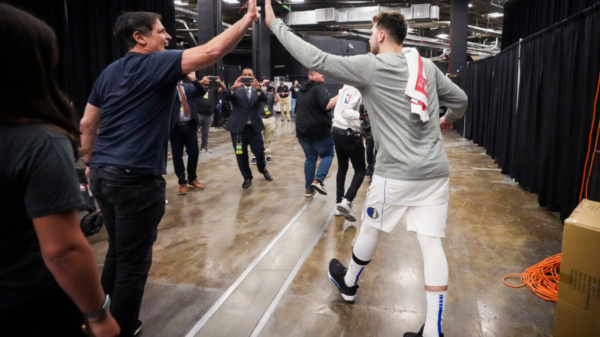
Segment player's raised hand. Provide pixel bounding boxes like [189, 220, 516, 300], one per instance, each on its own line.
[265, 0, 276, 27]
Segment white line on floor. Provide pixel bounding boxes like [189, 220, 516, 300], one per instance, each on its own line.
[250, 207, 336, 337]
[471, 167, 502, 171]
[184, 195, 317, 337]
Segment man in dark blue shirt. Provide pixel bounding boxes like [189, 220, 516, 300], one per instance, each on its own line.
[79, 4, 259, 336]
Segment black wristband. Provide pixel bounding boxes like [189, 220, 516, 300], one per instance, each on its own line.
[84, 162, 91, 167]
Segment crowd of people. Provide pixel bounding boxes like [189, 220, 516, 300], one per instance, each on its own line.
[0, 0, 467, 337]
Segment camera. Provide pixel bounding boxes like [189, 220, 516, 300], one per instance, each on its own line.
[208, 76, 218, 81]
[241, 76, 254, 85]
[359, 103, 372, 138]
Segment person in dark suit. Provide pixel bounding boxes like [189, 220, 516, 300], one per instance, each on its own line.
[170, 72, 208, 195]
[225, 68, 274, 189]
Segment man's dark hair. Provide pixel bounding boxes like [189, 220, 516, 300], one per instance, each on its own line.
[242, 68, 254, 74]
[260, 76, 269, 82]
[113, 12, 162, 50]
[372, 12, 408, 45]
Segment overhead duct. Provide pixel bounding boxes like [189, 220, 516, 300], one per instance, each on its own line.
[174, 6, 250, 32]
[283, 5, 440, 26]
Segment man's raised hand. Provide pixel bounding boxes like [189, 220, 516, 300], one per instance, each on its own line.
[264, 0, 276, 27]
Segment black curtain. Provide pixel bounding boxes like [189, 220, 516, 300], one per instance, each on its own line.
[457, 4, 600, 219]
[503, 0, 600, 49]
[1, 0, 176, 119]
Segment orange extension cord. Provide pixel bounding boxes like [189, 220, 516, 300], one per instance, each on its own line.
[580, 69, 600, 201]
[503, 254, 561, 302]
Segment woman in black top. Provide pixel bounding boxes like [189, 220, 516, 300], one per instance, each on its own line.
[0, 4, 119, 336]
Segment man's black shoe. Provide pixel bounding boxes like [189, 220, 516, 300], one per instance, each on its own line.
[266, 156, 273, 164]
[242, 178, 252, 189]
[251, 157, 257, 165]
[263, 170, 273, 181]
[404, 325, 444, 337]
[328, 259, 358, 302]
[134, 320, 142, 336]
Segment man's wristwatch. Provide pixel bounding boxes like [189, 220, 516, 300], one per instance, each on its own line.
[87, 295, 111, 320]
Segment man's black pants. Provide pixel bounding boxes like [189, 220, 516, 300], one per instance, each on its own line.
[170, 121, 199, 185]
[231, 124, 266, 179]
[333, 130, 366, 204]
[90, 166, 166, 337]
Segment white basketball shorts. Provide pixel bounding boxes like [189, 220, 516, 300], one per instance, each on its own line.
[361, 175, 449, 237]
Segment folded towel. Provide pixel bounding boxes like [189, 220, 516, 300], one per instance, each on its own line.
[403, 48, 429, 122]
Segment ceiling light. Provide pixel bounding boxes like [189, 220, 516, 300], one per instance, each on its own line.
[468, 3, 473, 8]
[437, 34, 449, 39]
[488, 12, 504, 18]
[223, 0, 239, 3]
[174, 0, 186, 4]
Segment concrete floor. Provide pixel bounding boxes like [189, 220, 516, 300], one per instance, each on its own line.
[88, 118, 563, 337]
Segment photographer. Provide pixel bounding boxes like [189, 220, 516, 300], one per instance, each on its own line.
[332, 85, 366, 222]
[197, 75, 226, 153]
[252, 77, 279, 164]
[224, 68, 274, 189]
[277, 82, 292, 121]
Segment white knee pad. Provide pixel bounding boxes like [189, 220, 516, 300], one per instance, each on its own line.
[417, 233, 449, 286]
[353, 224, 381, 262]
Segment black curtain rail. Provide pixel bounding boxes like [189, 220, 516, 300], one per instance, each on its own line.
[2, 0, 177, 119]
[455, 5, 600, 220]
[502, 0, 600, 49]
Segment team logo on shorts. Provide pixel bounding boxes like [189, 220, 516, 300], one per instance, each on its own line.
[366, 207, 379, 219]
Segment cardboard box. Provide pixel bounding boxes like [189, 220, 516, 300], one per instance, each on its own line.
[554, 199, 600, 337]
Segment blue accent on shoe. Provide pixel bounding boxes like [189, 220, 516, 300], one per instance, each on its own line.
[438, 294, 444, 335]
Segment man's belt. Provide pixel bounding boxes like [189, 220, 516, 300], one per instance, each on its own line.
[332, 126, 361, 137]
[262, 115, 272, 119]
[177, 121, 192, 126]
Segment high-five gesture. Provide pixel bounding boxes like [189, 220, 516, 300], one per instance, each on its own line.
[181, 0, 259, 74]
[246, 0, 259, 22]
[265, 0, 276, 27]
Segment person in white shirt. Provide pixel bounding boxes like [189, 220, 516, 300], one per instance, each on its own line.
[332, 85, 366, 222]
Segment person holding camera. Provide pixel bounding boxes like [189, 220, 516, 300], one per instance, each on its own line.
[332, 85, 366, 222]
[277, 82, 292, 121]
[225, 68, 274, 189]
[252, 77, 279, 165]
[291, 80, 301, 119]
[170, 72, 207, 195]
[197, 75, 226, 153]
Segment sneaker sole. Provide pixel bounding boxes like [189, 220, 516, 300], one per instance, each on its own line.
[336, 204, 356, 222]
[178, 191, 187, 195]
[134, 325, 142, 336]
[305, 192, 316, 197]
[327, 271, 356, 302]
[312, 185, 327, 195]
[188, 185, 204, 191]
